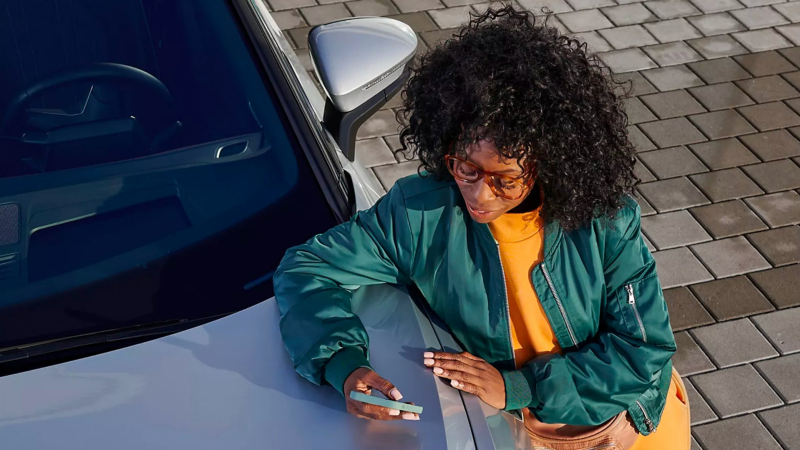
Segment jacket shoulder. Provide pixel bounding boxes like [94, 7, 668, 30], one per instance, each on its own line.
[394, 172, 457, 201]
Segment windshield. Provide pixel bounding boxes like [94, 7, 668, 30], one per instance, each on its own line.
[0, 0, 339, 353]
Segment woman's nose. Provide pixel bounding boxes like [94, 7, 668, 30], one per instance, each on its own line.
[470, 178, 497, 204]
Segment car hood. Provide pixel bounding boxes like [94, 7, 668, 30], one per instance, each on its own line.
[0, 284, 475, 450]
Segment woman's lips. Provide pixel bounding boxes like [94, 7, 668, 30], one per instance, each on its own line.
[466, 203, 496, 219]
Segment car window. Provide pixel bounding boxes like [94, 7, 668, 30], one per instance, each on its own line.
[0, 0, 340, 350]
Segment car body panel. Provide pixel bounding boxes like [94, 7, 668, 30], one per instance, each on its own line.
[0, 284, 475, 450]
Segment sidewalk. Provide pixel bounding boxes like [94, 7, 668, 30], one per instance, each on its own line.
[273, 1, 800, 448]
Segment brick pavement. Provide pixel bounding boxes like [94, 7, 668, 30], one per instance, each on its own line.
[273, 0, 800, 447]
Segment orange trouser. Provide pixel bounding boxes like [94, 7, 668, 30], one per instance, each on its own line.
[629, 369, 691, 450]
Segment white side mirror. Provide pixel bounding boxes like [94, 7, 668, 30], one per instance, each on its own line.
[309, 17, 418, 161]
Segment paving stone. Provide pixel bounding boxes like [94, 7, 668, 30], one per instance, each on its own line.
[673, 331, 716, 375]
[614, 72, 658, 96]
[736, 75, 800, 103]
[287, 27, 312, 49]
[690, 276, 776, 322]
[745, 190, 800, 226]
[760, 404, 800, 450]
[688, 11, 746, 36]
[471, 1, 520, 15]
[744, 160, 800, 193]
[642, 232, 656, 251]
[749, 265, 800, 308]
[638, 146, 708, 179]
[346, 0, 399, 15]
[776, 23, 800, 45]
[598, 48, 658, 73]
[636, 192, 658, 215]
[516, 0, 573, 14]
[643, 41, 704, 66]
[739, 102, 800, 131]
[635, 157, 657, 182]
[642, 210, 712, 250]
[627, 125, 657, 151]
[692, 236, 772, 277]
[753, 307, 800, 354]
[357, 110, 399, 139]
[691, 199, 769, 238]
[689, 83, 755, 111]
[689, 138, 760, 170]
[565, 0, 615, 9]
[355, 137, 398, 168]
[732, 6, 790, 29]
[641, 65, 706, 91]
[640, 90, 706, 119]
[557, 8, 614, 32]
[299, 4, 352, 26]
[689, 168, 763, 202]
[601, 3, 657, 26]
[269, 0, 316, 11]
[694, 414, 784, 449]
[693, 363, 784, 417]
[687, 34, 750, 59]
[420, 28, 458, 47]
[749, 225, 800, 266]
[644, 18, 703, 42]
[683, 378, 718, 424]
[664, 287, 715, 331]
[780, 46, 800, 68]
[393, 0, 445, 12]
[740, 0, 788, 6]
[639, 117, 707, 147]
[273, 10, 307, 30]
[690, 110, 757, 140]
[428, 5, 473, 28]
[644, 0, 701, 19]
[388, 12, 440, 32]
[442, 0, 484, 6]
[756, 353, 800, 402]
[781, 70, 800, 91]
[741, 129, 800, 160]
[571, 31, 614, 53]
[690, 436, 701, 450]
[374, 160, 421, 190]
[774, 1, 800, 22]
[688, 58, 753, 84]
[689, 0, 744, 13]
[638, 177, 711, 212]
[733, 28, 793, 52]
[652, 247, 715, 288]
[599, 25, 659, 49]
[736, 50, 799, 77]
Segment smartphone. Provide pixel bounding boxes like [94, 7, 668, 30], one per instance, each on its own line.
[349, 391, 424, 414]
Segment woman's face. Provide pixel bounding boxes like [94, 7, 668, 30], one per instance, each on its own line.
[453, 140, 534, 224]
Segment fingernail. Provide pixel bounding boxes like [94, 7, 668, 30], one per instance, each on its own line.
[402, 413, 418, 420]
[423, 352, 434, 358]
[389, 409, 401, 416]
[451, 379, 459, 387]
[390, 388, 403, 400]
[423, 359, 434, 366]
[433, 367, 443, 375]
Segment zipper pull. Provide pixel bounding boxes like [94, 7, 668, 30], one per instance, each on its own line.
[644, 417, 655, 433]
[626, 285, 635, 305]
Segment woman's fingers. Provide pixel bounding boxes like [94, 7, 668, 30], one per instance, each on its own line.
[363, 370, 403, 401]
[448, 378, 482, 395]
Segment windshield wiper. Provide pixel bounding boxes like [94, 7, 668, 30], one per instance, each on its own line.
[0, 315, 222, 365]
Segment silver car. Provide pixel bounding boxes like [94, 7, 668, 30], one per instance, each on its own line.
[0, 1, 533, 448]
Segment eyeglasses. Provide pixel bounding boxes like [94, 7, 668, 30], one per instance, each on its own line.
[445, 155, 534, 200]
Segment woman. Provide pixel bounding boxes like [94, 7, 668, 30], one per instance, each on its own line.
[274, 6, 690, 449]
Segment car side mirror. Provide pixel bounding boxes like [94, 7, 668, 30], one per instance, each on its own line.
[309, 17, 417, 161]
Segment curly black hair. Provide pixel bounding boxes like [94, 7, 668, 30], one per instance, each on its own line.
[396, 5, 638, 231]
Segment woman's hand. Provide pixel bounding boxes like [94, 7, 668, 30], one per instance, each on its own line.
[343, 367, 420, 421]
[424, 351, 506, 409]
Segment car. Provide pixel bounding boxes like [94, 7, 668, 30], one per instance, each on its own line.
[0, 1, 534, 448]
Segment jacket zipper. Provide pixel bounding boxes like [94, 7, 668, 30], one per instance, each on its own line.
[494, 240, 516, 369]
[636, 400, 656, 433]
[540, 262, 577, 347]
[626, 284, 647, 343]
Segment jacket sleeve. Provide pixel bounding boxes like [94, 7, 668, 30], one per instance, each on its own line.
[273, 184, 415, 395]
[503, 201, 676, 425]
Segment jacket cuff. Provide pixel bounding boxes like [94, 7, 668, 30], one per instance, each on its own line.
[324, 347, 372, 396]
[501, 369, 533, 411]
